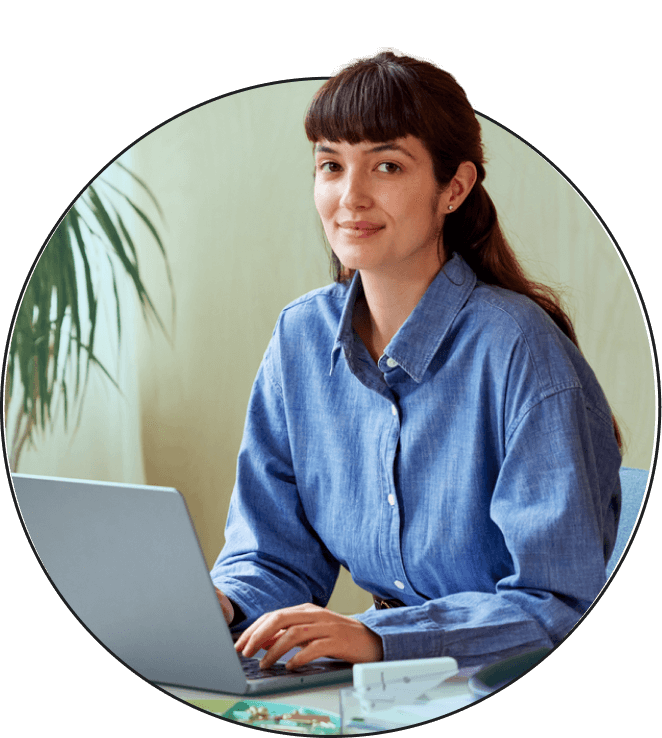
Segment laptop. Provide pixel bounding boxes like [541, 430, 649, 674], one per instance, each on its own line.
[12, 473, 353, 694]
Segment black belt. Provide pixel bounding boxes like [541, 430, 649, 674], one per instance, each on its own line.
[373, 595, 406, 610]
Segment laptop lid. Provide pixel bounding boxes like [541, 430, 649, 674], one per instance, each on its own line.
[12, 474, 353, 695]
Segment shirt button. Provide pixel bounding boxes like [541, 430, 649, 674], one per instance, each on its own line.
[394, 580, 405, 590]
[387, 494, 395, 506]
[386, 357, 398, 368]
[391, 405, 397, 416]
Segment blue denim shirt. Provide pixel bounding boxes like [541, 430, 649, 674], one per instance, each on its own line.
[211, 253, 621, 666]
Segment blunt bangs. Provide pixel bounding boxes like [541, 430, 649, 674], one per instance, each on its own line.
[305, 62, 426, 144]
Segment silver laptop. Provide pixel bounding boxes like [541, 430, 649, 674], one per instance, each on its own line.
[12, 474, 353, 694]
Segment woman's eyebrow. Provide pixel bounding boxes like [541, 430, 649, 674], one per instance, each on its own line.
[314, 141, 417, 159]
[368, 142, 416, 160]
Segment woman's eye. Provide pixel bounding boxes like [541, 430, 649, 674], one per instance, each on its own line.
[377, 162, 401, 174]
[319, 161, 341, 173]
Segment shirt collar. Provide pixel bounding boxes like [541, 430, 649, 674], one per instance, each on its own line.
[330, 270, 363, 376]
[330, 253, 476, 382]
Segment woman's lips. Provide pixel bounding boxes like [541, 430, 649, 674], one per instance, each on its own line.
[339, 221, 384, 238]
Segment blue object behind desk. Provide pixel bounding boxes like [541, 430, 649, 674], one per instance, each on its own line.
[606, 467, 649, 577]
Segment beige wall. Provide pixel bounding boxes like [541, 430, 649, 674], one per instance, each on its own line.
[13, 80, 656, 615]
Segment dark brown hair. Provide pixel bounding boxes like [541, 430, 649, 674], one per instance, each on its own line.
[305, 51, 622, 448]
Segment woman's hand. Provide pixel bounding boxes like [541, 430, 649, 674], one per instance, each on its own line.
[234, 603, 383, 670]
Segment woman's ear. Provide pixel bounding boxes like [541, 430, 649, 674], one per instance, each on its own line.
[446, 161, 478, 210]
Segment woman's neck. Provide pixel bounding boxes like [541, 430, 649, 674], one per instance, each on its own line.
[353, 261, 443, 364]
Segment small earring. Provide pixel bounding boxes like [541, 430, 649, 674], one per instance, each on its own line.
[448, 205, 454, 211]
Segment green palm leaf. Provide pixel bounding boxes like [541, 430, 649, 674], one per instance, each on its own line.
[5, 162, 172, 470]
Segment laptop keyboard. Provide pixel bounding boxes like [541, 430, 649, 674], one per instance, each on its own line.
[239, 653, 332, 680]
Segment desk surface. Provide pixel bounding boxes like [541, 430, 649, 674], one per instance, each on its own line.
[159, 672, 477, 728]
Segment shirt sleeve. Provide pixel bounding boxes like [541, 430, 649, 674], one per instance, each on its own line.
[354, 386, 621, 667]
[210, 334, 341, 629]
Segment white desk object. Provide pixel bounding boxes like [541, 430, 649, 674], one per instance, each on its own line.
[338, 657, 469, 732]
[352, 656, 459, 707]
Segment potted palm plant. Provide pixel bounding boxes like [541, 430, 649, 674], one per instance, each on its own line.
[4, 161, 172, 470]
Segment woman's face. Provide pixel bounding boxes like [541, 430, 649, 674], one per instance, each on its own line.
[313, 135, 448, 280]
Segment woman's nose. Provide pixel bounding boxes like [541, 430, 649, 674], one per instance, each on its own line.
[339, 171, 372, 210]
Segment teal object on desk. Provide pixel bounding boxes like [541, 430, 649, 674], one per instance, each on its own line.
[468, 648, 552, 697]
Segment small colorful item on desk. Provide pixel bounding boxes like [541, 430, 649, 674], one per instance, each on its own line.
[221, 700, 341, 734]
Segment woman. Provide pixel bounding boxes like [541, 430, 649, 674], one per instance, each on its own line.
[211, 51, 622, 670]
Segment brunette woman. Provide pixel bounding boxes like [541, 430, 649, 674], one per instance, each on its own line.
[211, 51, 622, 669]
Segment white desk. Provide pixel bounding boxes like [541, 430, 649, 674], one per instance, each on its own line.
[159, 671, 477, 729]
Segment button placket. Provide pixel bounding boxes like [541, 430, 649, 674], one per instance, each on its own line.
[379, 394, 404, 591]
[388, 405, 398, 504]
